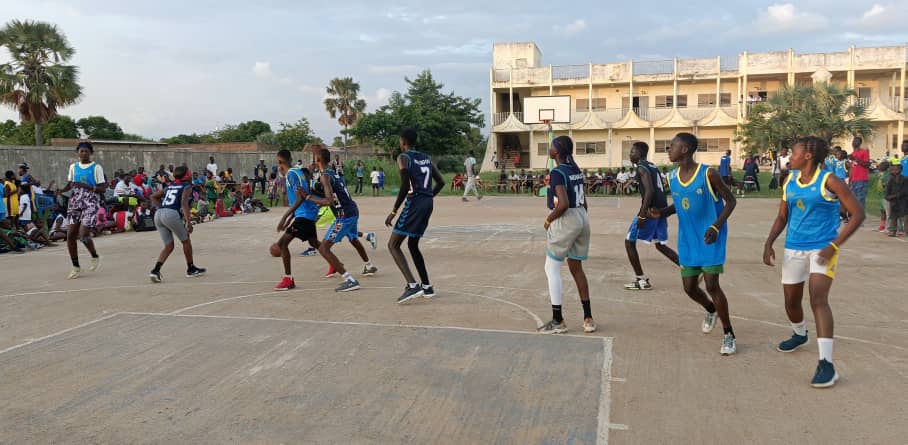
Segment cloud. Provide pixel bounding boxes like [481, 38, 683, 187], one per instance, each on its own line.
[857, 3, 904, 28]
[253, 61, 272, 79]
[553, 19, 587, 35]
[358, 33, 378, 43]
[374, 88, 392, 104]
[298, 85, 322, 94]
[863, 3, 886, 20]
[403, 39, 491, 56]
[754, 3, 828, 33]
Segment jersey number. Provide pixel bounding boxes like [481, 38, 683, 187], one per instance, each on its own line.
[162, 188, 180, 206]
[574, 184, 585, 206]
[420, 167, 430, 189]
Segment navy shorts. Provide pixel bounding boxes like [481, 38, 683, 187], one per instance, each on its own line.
[626, 216, 668, 244]
[393, 195, 433, 238]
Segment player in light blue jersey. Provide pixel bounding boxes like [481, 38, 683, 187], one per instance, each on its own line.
[656, 133, 738, 355]
[763, 137, 864, 388]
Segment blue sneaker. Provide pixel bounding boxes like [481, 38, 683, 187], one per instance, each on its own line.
[777, 332, 809, 352]
[299, 248, 318, 257]
[810, 359, 839, 388]
[365, 232, 377, 250]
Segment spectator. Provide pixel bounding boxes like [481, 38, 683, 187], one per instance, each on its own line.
[885, 163, 908, 236]
[497, 167, 508, 192]
[254, 159, 268, 195]
[451, 173, 463, 191]
[225, 168, 235, 183]
[206, 156, 218, 177]
[267, 172, 278, 207]
[378, 167, 385, 191]
[370, 166, 380, 197]
[355, 160, 365, 195]
[19, 163, 39, 188]
[241, 176, 253, 200]
[17, 183, 32, 229]
[720, 150, 732, 185]
[778, 148, 791, 184]
[114, 173, 132, 197]
[848, 137, 871, 212]
[743, 156, 761, 191]
[3, 170, 19, 226]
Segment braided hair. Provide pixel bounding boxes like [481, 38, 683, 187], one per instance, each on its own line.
[795, 136, 829, 167]
[552, 136, 576, 166]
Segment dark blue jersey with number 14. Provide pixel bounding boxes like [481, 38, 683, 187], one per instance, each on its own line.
[402, 150, 434, 197]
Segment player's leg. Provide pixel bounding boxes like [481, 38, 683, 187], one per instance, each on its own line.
[320, 218, 360, 292]
[806, 250, 838, 387]
[653, 219, 679, 265]
[778, 249, 810, 353]
[389, 232, 423, 303]
[274, 228, 297, 290]
[681, 271, 718, 333]
[78, 222, 101, 271]
[623, 217, 651, 290]
[395, 198, 433, 302]
[349, 237, 377, 275]
[538, 255, 567, 334]
[654, 243, 679, 265]
[66, 220, 81, 278]
[150, 211, 174, 282]
[407, 236, 430, 285]
[702, 272, 736, 355]
[567, 258, 595, 332]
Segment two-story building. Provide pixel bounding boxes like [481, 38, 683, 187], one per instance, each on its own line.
[484, 42, 908, 171]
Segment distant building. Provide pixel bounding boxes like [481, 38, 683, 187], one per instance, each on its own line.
[485, 42, 908, 170]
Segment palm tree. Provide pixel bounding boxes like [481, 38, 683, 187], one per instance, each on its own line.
[324, 77, 366, 155]
[0, 20, 81, 146]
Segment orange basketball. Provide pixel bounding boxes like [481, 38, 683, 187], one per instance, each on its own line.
[269, 243, 282, 257]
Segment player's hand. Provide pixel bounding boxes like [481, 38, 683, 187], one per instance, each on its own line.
[704, 226, 719, 245]
[636, 216, 647, 229]
[185, 222, 193, 234]
[385, 212, 395, 228]
[276, 218, 286, 232]
[543, 220, 551, 231]
[816, 245, 835, 266]
[762, 244, 775, 266]
[647, 208, 661, 219]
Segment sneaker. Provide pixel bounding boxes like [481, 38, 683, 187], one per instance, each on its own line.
[397, 285, 424, 304]
[537, 319, 568, 334]
[335, 279, 361, 292]
[583, 319, 597, 333]
[477, 195, 482, 201]
[186, 266, 206, 278]
[777, 331, 809, 352]
[68, 267, 81, 279]
[810, 359, 839, 388]
[149, 270, 162, 283]
[888, 232, 897, 237]
[422, 285, 436, 298]
[362, 264, 378, 276]
[623, 277, 652, 290]
[89, 256, 100, 272]
[702, 312, 717, 334]
[720, 334, 737, 355]
[899, 231, 906, 237]
[462, 197, 469, 202]
[274, 276, 296, 291]
[878, 222, 886, 231]
[365, 232, 377, 250]
[323, 265, 337, 279]
[299, 248, 318, 257]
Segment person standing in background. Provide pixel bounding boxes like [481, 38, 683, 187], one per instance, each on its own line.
[847, 137, 871, 216]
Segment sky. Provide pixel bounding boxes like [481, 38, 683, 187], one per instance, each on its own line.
[2, 0, 907, 141]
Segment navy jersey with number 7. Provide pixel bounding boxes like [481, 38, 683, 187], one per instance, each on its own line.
[402, 150, 434, 197]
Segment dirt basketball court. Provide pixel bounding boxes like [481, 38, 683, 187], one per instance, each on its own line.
[1, 196, 905, 444]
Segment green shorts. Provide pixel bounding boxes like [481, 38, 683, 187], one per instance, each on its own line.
[680, 265, 724, 278]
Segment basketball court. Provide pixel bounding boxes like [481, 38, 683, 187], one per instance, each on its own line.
[1, 196, 906, 444]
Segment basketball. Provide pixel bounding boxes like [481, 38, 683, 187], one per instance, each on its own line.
[269, 243, 281, 257]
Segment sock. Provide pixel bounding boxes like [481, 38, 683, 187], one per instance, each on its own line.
[284, 275, 292, 279]
[152, 261, 163, 273]
[704, 302, 716, 313]
[342, 271, 353, 282]
[791, 320, 807, 336]
[186, 262, 194, 270]
[421, 283, 432, 289]
[71, 258, 80, 268]
[544, 256, 563, 307]
[90, 253, 99, 259]
[636, 275, 645, 280]
[408, 282, 418, 289]
[581, 300, 592, 319]
[723, 327, 735, 338]
[365, 261, 373, 268]
[552, 305, 563, 323]
[818, 338, 834, 363]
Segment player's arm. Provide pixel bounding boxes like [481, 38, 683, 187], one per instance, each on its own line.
[762, 199, 788, 266]
[307, 176, 334, 207]
[637, 167, 654, 217]
[430, 163, 445, 197]
[544, 180, 569, 230]
[180, 185, 194, 233]
[817, 175, 864, 264]
[386, 155, 412, 227]
[149, 189, 165, 207]
[705, 168, 736, 245]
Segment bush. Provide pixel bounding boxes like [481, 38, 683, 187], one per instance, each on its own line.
[435, 156, 463, 173]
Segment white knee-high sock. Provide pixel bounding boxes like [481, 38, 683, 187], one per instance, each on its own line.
[545, 256, 563, 306]
[818, 338, 834, 362]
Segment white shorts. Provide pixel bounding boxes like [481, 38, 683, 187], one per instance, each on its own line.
[546, 208, 590, 261]
[781, 249, 838, 284]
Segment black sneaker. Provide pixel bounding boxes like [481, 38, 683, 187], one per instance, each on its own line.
[149, 270, 162, 283]
[186, 266, 206, 278]
[422, 285, 436, 298]
[397, 285, 424, 304]
[777, 331, 809, 352]
[810, 359, 839, 388]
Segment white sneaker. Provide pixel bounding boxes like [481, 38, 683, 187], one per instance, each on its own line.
[68, 267, 81, 279]
[583, 320, 597, 333]
[720, 333, 737, 355]
[702, 312, 717, 334]
[89, 257, 100, 272]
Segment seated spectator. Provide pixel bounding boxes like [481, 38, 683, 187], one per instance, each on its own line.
[95, 207, 122, 234]
[451, 173, 463, 191]
[498, 167, 508, 193]
[17, 183, 32, 229]
[509, 170, 520, 193]
[524, 171, 535, 193]
[133, 201, 157, 231]
[241, 176, 253, 200]
[49, 213, 68, 241]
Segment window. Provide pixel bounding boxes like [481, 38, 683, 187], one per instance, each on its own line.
[697, 93, 732, 107]
[591, 98, 607, 111]
[576, 98, 589, 112]
[654, 139, 673, 153]
[655, 95, 688, 108]
[576, 141, 606, 155]
[699, 138, 730, 152]
[538, 142, 549, 156]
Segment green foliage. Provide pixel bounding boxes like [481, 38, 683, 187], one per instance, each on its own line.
[2, 115, 78, 144]
[121, 133, 151, 142]
[331, 136, 343, 147]
[42, 115, 78, 139]
[325, 77, 367, 148]
[256, 118, 321, 151]
[217, 120, 272, 142]
[350, 70, 484, 157]
[737, 83, 874, 154]
[0, 19, 82, 145]
[77, 115, 124, 140]
[161, 133, 204, 144]
[0, 119, 16, 143]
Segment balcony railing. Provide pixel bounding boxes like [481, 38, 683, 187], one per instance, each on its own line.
[552, 64, 588, 80]
[633, 60, 673, 76]
[679, 107, 714, 121]
[640, 108, 672, 122]
[493, 69, 510, 83]
[856, 97, 871, 108]
[595, 109, 625, 123]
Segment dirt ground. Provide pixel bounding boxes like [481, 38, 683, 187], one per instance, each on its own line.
[0, 196, 905, 444]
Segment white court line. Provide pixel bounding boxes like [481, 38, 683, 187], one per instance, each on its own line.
[445, 290, 543, 327]
[120, 311, 609, 341]
[0, 280, 280, 299]
[597, 337, 627, 445]
[168, 286, 396, 315]
[0, 312, 121, 356]
[459, 284, 908, 352]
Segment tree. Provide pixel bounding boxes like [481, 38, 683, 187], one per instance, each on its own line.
[324, 77, 367, 150]
[161, 133, 204, 144]
[217, 120, 271, 142]
[259, 118, 320, 151]
[77, 115, 124, 140]
[350, 70, 485, 157]
[737, 83, 874, 154]
[0, 119, 16, 143]
[0, 20, 82, 145]
[331, 136, 343, 147]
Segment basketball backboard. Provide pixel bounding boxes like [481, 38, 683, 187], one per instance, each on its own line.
[522, 95, 571, 124]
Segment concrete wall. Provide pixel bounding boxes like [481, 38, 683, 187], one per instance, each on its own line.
[1, 145, 277, 185]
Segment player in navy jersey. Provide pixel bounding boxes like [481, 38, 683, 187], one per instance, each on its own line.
[305, 148, 378, 292]
[655, 133, 738, 355]
[623, 141, 679, 291]
[386, 128, 445, 303]
[274, 149, 322, 291]
[148, 166, 205, 282]
[58, 142, 106, 279]
[537, 136, 596, 334]
[763, 137, 864, 388]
